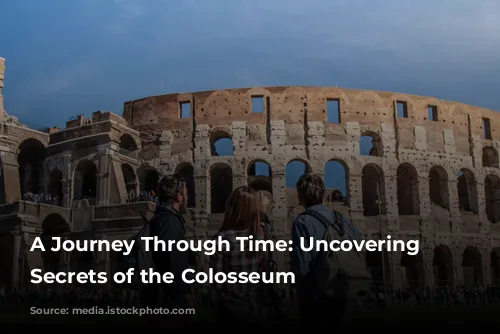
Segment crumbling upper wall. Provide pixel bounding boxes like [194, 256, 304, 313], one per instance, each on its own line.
[122, 86, 498, 157]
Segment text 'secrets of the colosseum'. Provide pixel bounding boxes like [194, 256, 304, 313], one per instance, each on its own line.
[0, 57, 499, 290]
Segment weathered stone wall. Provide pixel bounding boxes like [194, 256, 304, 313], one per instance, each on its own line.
[123, 87, 500, 288]
[2, 79, 500, 289]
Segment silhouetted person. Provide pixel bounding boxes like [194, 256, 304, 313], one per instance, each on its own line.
[291, 173, 361, 330]
[210, 186, 268, 328]
[143, 174, 195, 326]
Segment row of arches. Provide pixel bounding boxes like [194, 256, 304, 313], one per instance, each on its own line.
[367, 246, 500, 288]
[62, 156, 500, 220]
[13, 135, 139, 204]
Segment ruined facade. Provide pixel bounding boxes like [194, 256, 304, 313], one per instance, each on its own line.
[1, 57, 500, 290]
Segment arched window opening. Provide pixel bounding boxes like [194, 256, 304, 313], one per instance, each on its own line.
[362, 164, 386, 216]
[210, 132, 233, 156]
[285, 160, 311, 188]
[17, 139, 46, 195]
[485, 174, 500, 224]
[177, 164, 196, 208]
[433, 245, 453, 287]
[137, 167, 159, 202]
[429, 166, 449, 209]
[121, 164, 137, 200]
[48, 168, 63, 206]
[482, 146, 499, 168]
[360, 132, 383, 157]
[396, 163, 420, 215]
[210, 163, 232, 214]
[119, 134, 138, 152]
[401, 252, 425, 290]
[457, 169, 478, 214]
[41, 213, 70, 273]
[462, 247, 483, 286]
[324, 160, 348, 205]
[73, 160, 98, 201]
[248, 161, 272, 193]
[365, 250, 391, 289]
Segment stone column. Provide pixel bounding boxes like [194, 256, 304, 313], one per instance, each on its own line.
[453, 247, 463, 286]
[11, 231, 22, 290]
[97, 147, 111, 206]
[448, 178, 461, 233]
[0, 151, 21, 203]
[482, 248, 491, 286]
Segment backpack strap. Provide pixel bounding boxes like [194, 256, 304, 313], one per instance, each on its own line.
[302, 209, 345, 237]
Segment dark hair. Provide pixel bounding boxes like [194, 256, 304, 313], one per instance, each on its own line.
[296, 173, 325, 208]
[219, 186, 261, 236]
[157, 174, 185, 205]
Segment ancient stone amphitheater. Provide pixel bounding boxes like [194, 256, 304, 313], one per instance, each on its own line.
[0, 57, 499, 290]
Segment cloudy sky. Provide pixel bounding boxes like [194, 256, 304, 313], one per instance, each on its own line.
[1, 0, 499, 188]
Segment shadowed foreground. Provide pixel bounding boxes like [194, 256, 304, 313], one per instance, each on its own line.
[2, 305, 500, 330]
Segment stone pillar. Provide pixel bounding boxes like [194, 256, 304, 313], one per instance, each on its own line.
[348, 173, 364, 225]
[97, 148, 111, 206]
[476, 179, 490, 234]
[232, 159, 246, 189]
[448, 178, 461, 233]
[422, 241, 434, 288]
[419, 174, 432, 217]
[0, 151, 20, 203]
[482, 249, 491, 286]
[62, 154, 73, 207]
[11, 231, 22, 290]
[453, 248, 463, 286]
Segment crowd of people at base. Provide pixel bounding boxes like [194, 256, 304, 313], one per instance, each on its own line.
[9, 173, 500, 330]
[20, 190, 157, 206]
[21, 192, 61, 206]
[126, 190, 157, 203]
[1, 283, 500, 313]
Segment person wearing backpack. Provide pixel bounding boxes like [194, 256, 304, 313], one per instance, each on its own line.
[291, 173, 369, 330]
[142, 174, 195, 321]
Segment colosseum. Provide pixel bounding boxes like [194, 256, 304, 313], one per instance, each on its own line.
[0, 57, 499, 291]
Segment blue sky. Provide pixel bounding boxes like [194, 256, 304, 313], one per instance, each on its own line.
[1, 0, 499, 190]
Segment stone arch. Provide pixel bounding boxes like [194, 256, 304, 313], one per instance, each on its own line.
[47, 168, 63, 205]
[139, 167, 159, 196]
[119, 133, 139, 152]
[362, 163, 386, 216]
[365, 250, 391, 288]
[482, 146, 499, 168]
[176, 163, 195, 208]
[433, 245, 454, 286]
[360, 131, 383, 157]
[458, 168, 478, 214]
[429, 166, 449, 209]
[210, 163, 232, 214]
[396, 163, 420, 215]
[41, 213, 70, 273]
[73, 160, 98, 201]
[285, 159, 311, 188]
[121, 164, 137, 197]
[462, 246, 483, 286]
[17, 138, 46, 195]
[324, 159, 348, 204]
[210, 130, 233, 156]
[491, 248, 500, 287]
[485, 174, 500, 224]
[401, 252, 425, 289]
[248, 160, 272, 195]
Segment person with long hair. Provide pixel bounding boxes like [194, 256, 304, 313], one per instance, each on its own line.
[209, 186, 268, 326]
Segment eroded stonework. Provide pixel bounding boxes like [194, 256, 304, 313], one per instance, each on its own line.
[0, 58, 499, 290]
